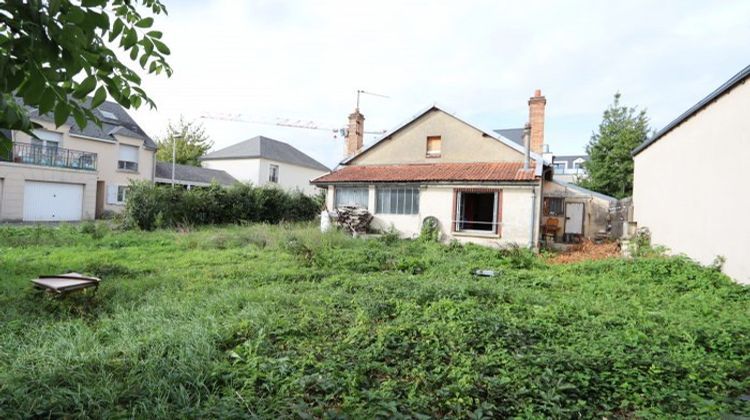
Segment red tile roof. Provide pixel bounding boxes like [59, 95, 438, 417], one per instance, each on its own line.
[311, 162, 537, 184]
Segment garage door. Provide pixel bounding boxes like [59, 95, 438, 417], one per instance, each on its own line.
[23, 181, 84, 221]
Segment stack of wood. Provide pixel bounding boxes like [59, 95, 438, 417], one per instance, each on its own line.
[334, 206, 373, 235]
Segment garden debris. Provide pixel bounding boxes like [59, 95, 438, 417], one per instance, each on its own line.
[548, 239, 620, 264]
[31, 273, 101, 295]
[473, 269, 499, 277]
[333, 206, 373, 235]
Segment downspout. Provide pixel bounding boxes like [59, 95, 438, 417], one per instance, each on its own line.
[523, 123, 531, 170]
[529, 186, 536, 248]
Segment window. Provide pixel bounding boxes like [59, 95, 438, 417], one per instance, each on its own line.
[426, 136, 442, 157]
[454, 189, 501, 234]
[118, 144, 139, 172]
[100, 110, 119, 121]
[573, 161, 584, 170]
[117, 185, 128, 203]
[553, 162, 566, 172]
[544, 197, 564, 216]
[335, 187, 369, 209]
[269, 164, 279, 183]
[376, 186, 419, 214]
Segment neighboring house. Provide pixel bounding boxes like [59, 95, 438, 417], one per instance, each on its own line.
[0, 100, 155, 222]
[312, 91, 550, 247]
[549, 155, 588, 183]
[200, 135, 329, 195]
[633, 64, 750, 284]
[154, 161, 237, 188]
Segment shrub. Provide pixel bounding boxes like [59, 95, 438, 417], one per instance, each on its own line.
[123, 181, 320, 230]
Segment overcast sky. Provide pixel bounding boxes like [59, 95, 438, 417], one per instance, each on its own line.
[130, 0, 750, 168]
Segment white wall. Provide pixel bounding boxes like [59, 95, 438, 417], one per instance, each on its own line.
[203, 157, 326, 195]
[633, 79, 750, 283]
[202, 158, 261, 185]
[329, 183, 540, 247]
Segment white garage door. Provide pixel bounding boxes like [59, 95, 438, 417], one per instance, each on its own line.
[23, 181, 84, 221]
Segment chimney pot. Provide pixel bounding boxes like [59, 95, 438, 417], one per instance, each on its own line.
[534, 89, 542, 97]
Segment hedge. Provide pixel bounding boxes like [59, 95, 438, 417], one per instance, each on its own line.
[124, 181, 321, 230]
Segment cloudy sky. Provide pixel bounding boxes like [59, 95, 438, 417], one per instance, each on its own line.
[130, 0, 750, 168]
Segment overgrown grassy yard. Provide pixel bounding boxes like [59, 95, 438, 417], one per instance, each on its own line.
[1, 224, 748, 418]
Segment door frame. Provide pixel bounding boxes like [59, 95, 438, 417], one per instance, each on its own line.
[564, 201, 585, 237]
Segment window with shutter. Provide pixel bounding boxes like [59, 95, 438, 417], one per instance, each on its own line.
[426, 136, 441, 157]
[118, 145, 139, 172]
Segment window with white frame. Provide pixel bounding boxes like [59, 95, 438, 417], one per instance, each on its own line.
[118, 144, 139, 172]
[454, 190, 501, 234]
[552, 162, 566, 172]
[573, 160, 584, 170]
[117, 185, 128, 203]
[376, 186, 419, 214]
[269, 164, 279, 183]
[334, 186, 369, 209]
[31, 129, 62, 148]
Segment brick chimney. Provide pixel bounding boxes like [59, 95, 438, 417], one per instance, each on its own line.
[345, 108, 365, 158]
[528, 89, 546, 154]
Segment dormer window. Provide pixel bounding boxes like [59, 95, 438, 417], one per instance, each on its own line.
[100, 110, 119, 121]
[426, 136, 441, 157]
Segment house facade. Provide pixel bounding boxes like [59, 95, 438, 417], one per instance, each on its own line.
[0, 101, 156, 222]
[200, 135, 328, 195]
[312, 92, 549, 247]
[633, 64, 750, 283]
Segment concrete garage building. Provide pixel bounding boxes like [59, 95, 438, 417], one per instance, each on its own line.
[0, 101, 156, 222]
[633, 64, 750, 283]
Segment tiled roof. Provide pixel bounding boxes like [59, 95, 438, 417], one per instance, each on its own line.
[311, 162, 538, 184]
[154, 161, 237, 186]
[21, 98, 157, 149]
[201, 135, 329, 171]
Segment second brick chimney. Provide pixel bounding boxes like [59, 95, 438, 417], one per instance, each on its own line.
[528, 89, 546, 155]
[345, 108, 365, 158]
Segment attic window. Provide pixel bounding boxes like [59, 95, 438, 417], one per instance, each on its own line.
[100, 110, 118, 121]
[426, 136, 441, 157]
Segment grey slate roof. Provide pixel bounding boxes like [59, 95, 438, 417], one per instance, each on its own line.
[493, 128, 525, 146]
[633, 64, 750, 156]
[552, 155, 588, 166]
[154, 161, 237, 186]
[201, 135, 329, 171]
[22, 98, 156, 149]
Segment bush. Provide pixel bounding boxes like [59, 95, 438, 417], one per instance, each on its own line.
[123, 181, 320, 230]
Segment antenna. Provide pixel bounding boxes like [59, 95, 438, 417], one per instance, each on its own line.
[356, 89, 389, 109]
[200, 113, 386, 137]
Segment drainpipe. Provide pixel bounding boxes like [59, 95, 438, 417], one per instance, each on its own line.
[523, 123, 531, 170]
[529, 186, 536, 248]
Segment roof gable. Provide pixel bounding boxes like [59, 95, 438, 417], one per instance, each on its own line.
[201, 135, 329, 171]
[344, 105, 539, 167]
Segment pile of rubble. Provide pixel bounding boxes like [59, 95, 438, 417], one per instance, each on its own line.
[547, 239, 621, 264]
[332, 206, 373, 235]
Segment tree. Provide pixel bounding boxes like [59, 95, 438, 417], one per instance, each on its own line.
[0, 0, 173, 157]
[579, 93, 651, 199]
[155, 117, 214, 167]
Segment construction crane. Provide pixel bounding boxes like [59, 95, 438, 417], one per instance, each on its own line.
[200, 112, 386, 138]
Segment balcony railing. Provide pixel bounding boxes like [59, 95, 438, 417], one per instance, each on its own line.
[1, 142, 98, 171]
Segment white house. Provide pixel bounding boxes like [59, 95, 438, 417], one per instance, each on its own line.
[633, 64, 750, 283]
[200, 135, 328, 195]
[312, 91, 552, 247]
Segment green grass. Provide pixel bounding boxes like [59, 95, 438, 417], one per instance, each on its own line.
[0, 223, 748, 418]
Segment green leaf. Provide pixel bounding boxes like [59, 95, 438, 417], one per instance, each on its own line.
[91, 86, 107, 108]
[81, 0, 107, 6]
[54, 102, 71, 127]
[135, 17, 154, 28]
[123, 28, 138, 49]
[146, 30, 163, 39]
[152, 39, 170, 55]
[72, 107, 87, 130]
[67, 7, 86, 24]
[109, 18, 124, 42]
[38, 89, 57, 116]
[73, 75, 97, 99]
[129, 44, 139, 60]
